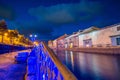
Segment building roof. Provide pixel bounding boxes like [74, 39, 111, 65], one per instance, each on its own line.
[54, 23, 120, 41]
[57, 34, 67, 40]
[100, 23, 120, 30]
[81, 26, 100, 34]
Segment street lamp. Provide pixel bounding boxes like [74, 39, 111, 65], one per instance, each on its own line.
[34, 35, 37, 38]
[29, 34, 38, 42]
[30, 34, 33, 37]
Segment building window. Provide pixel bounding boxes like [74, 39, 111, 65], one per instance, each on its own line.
[116, 38, 120, 45]
[117, 26, 120, 31]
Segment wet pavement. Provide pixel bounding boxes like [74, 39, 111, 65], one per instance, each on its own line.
[0, 50, 31, 80]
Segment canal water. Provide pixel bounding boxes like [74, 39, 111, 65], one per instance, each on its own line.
[55, 50, 120, 80]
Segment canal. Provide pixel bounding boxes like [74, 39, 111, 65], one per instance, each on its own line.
[55, 50, 120, 80]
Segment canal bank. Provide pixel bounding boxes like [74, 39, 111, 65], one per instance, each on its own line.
[56, 47, 120, 55]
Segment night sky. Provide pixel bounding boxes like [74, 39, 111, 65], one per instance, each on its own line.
[0, 0, 120, 41]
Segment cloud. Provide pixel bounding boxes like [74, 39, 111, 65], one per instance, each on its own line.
[27, 26, 53, 35]
[29, 0, 102, 25]
[0, 5, 15, 20]
[17, 22, 54, 36]
[5, 18, 54, 41]
[21, 25, 54, 41]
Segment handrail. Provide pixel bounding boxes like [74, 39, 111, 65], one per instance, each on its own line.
[42, 42, 77, 80]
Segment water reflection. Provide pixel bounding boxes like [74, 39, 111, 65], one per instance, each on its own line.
[70, 51, 74, 71]
[65, 51, 68, 66]
[78, 53, 87, 76]
[56, 51, 120, 80]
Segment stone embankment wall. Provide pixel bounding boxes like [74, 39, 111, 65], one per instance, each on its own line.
[65, 47, 120, 54]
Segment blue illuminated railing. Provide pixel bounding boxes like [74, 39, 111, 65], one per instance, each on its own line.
[26, 42, 77, 80]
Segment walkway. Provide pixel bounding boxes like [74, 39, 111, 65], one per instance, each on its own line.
[0, 50, 31, 80]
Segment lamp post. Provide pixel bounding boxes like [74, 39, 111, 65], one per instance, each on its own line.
[29, 34, 37, 42]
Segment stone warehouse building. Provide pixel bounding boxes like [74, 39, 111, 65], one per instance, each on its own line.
[48, 34, 68, 49]
[78, 24, 120, 48]
[49, 23, 120, 49]
[64, 31, 80, 48]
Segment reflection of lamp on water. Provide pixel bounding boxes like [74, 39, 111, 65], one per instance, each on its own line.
[65, 51, 68, 65]
[70, 51, 74, 71]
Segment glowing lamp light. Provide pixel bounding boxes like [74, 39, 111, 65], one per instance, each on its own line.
[30, 34, 32, 37]
[34, 35, 37, 37]
[33, 41, 39, 46]
[4, 33, 8, 36]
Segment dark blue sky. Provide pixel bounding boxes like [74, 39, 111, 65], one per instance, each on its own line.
[0, 0, 120, 41]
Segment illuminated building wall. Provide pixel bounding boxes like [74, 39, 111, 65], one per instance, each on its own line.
[73, 36, 79, 48]
[0, 20, 32, 47]
[64, 39, 68, 48]
[79, 24, 120, 47]
[57, 34, 67, 49]
[64, 35, 74, 48]
[50, 34, 68, 49]
[79, 30, 98, 47]
[64, 31, 80, 48]
[48, 40, 53, 48]
[53, 39, 57, 49]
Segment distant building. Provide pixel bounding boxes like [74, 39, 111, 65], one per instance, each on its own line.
[48, 40, 53, 48]
[49, 34, 68, 49]
[64, 24, 120, 48]
[0, 19, 32, 46]
[78, 26, 100, 47]
[53, 39, 57, 49]
[64, 32, 80, 48]
[57, 34, 68, 49]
